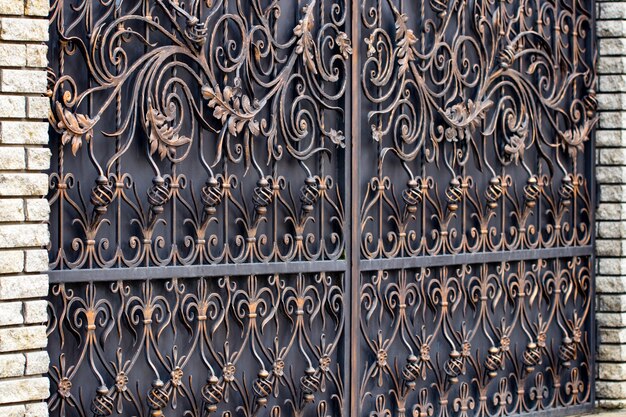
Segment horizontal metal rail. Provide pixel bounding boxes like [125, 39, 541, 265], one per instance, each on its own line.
[50, 246, 592, 283]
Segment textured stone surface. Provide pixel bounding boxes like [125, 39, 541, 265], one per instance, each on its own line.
[0, 327, 47, 352]
[0, 121, 49, 145]
[0, 250, 23, 274]
[0, 377, 48, 404]
[24, 351, 47, 376]
[597, 0, 626, 408]
[0, 302, 22, 326]
[0, 6, 50, 416]
[0, 353, 25, 378]
[0, 274, 48, 300]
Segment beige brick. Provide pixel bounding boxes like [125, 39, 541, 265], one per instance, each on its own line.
[597, 238, 626, 256]
[0, 250, 23, 274]
[601, 38, 626, 57]
[1, 70, 47, 94]
[0, 326, 46, 352]
[0, 353, 24, 378]
[24, 198, 48, 221]
[600, 362, 626, 380]
[24, 402, 47, 417]
[599, 295, 626, 313]
[599, 312, 626, 327]
[600, 328, 626, 345]
[599, 275, 626, 294]
[599, 344, 626, 362]
[23, 300, 46, 324]
[601, 148, 626, 165]
[24, 351, 47, 375]
[24, 249, 47, 273]
[0, 404, 25, 417]
[0, 0, 23, 15]
[0, 43, 25, 67]
[599, 21, 626, 39]
[598, 166, 626, 184]
[0, 18, 48, 42]
[598, 381, 626, 399]
[599, 257, 626, 276]
[600, 3, 626, 20]
[600, 185, 626, 202]
[598, 399, 626, 410]
[599, 56, 626, 75]
[24, 0, 48, 16]
[0, 121, 48, 145]
[25, 44, 47, 68]
[0, 146, 24, 170]
[0, 199, 23, 222]
[599, 111, 626, 129]
[0, 274, 47, 300]
[0, 173, 47, 196]
[597, 130, 626, 147]
[27, 96, 49, 119]
[25, 148, 50, 171]
[0, 301, 22, 326]
[599, 93, 626, 111]
[0, 224, 49, 248]
[597, 204, 626, 221]
[0, 95, 25, 118]
[600, 75, 626, 93]
[0, 377, 48, 403]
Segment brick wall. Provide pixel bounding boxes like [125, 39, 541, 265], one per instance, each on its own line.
[597, 0, 626, 409]
[0, 0, 50, 413]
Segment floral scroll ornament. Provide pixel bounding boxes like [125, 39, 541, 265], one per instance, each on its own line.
[201, 82, 263, 137]
[561, 117, 599, 159]
[395, 13, 418, 78]
[294, 1, 317, 75]
[54, 101, 99, 156]
[145, 99, 192, 161]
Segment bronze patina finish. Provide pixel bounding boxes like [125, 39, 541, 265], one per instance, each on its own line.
[46, 0, 596, 416]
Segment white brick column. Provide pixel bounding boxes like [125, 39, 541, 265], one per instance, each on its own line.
[597, 0, 626, 409]
[0, 0, 50, 413]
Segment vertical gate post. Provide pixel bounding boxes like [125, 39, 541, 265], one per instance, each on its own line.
[597, 0, 626, 409]
[597, 0, 626, 408]
[0, 0, 51, 414]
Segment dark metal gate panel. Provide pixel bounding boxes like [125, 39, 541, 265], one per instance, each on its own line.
[355, 0, 596, 416]
[45, 0, 597, 416]
[47, 0, 350, 415]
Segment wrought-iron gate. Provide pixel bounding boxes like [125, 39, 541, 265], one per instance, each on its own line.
[46, 0, 597, 416]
